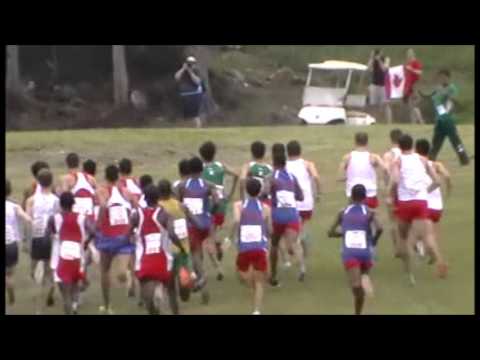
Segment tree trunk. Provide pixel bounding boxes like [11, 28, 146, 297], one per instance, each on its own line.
[185, 45, 219, 116]
[6, 45, 21, 96]
[112, 45, 129, 106]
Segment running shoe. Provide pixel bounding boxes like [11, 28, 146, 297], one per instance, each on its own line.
[99, 306, 115, 315]
[252, 310, 261, 315]
[269, 278, 281, 288]
[201, 291, 210, 305]
[436, 262, 448, 279]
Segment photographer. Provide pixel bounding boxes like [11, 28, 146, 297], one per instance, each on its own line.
[175, 56, 205, 128]
[367, 49, 392, 124]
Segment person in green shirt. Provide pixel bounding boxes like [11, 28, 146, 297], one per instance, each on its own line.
[424, 69, 470, 166]
[239, 141, 273, 202]
[199, 141, 239, 281]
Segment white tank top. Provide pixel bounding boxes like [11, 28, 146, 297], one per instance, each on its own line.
[426, 161, 443, 210]
[108, 186, 132, 210]
[32, 191, 59, 238]
[71, 172, 95, 195]
[397, 153, 429, 202]
[125, 178, 142, 196]
[391, 147, 401, 160]
[346, 151, 377, 198]
[286, 158, 314, 211]
[34, 183, 42, 195]
[5, 200, 20, 244]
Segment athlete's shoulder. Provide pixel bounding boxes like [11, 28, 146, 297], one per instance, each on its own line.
[214, 161, 224, 168]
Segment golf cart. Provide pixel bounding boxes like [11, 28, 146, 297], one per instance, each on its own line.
[298, 60, 376, 126]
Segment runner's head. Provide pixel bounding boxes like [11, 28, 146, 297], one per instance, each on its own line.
[399, 134, 414, 152]
[390, 129, 403, 145]
[273, 150, 286, 169]
[199, 141, 216, 162]
[178, 159, 191, 178]
[437, 68, 451, 86]
[246, 178, 262, 198]
[189, 157, 204, 176]
[37, 169, 53, 189]
[83, 159, 96, 176]
[31, 161, 50, 179]
[143, 184, 160, 207]
[139, 175, 153, 191]
[355, 132, 369, 147]
[119, 158, 132, 176]
[351, 184, 367, 203]
[60, 192, 75, 211]
[65, 153, 80, 170]
[105, 165, 119, 183]
[272, 143, 285, 158]
[251, 141, 266, 160]
[6, 179, 11, 198]
[287, 140, 302, 158]
[157, 179, 172, 200]
[415, 138, 430, 157]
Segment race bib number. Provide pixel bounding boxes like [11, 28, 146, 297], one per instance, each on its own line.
[240, 225, 262, 244]
[345, 230, 367, 250]
[276, 190, 296, 208]
[174, 219, 188, 239]
[108, 206, 129, 226]
[32, 216, 48, 238]
[436, 105, 447, 116]
[184, 198, 203, 215]
[5, 225, 16, 244]
[73, 197, 94, 216]
[60, 241, 81, 260]
[145, 233, 162, 255]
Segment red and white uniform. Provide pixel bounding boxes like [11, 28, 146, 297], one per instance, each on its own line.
[395, 153, 430, 223]
[53, 212, 86, 284]
[286, 158, 314, 221]
[346, 151, 378, 209]
[120, 177, 142, 204]
[135, 207, 172, 283]
[71, 172, 96, 219]
[99, 185, 132, 237]
[426, 161, 443, 223]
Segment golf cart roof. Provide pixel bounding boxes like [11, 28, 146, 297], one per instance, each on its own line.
[309, 61, 368, 71]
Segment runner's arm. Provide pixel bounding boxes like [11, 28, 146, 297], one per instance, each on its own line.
[372, 154, 389, 184]
[263, 204, 273, 239]
[382, 152, 392, 187]
[293, 176, 304, 202]
[387, 159, 400, 202]
[261, 175, 272, 199]
[436, 162, 452, 197]
[163, 214, 186, 253]
[44, 215, 55, 239]
[224, 164, 239, 201]
[239, 163, 250, 201]
[425, 160, 441, 193]
[327, 211, 343, 238]
[25, 196, 34, 218]
[370, 212, 384, 246]
[15, 205, 32, 224]
[229, 201, 242, 244]
[307, 161, 322, 200]
[337, 154, 349, 182]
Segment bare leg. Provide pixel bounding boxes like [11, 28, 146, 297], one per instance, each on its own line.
[167, 278, 179, 315]
[5, 267, 15, 305]
[421, 220, 447, 278]
[100, 252, 114, 310]
[269, 235, 281, 283]
[205, 232, 223, 279]
[397, 220, 415, 284]
[346, 267, 364, 315]
[284, 229, 304, 280]
[60, 283, 74, 315]
[252, 270, 265, 314]
[140, 280, 158, 315]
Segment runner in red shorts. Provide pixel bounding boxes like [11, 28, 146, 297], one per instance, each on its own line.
[389, 134, 448, 285]
[232, 178, 272, 315]
[415, 139, 452, 263]
[45, 192, 95, 314]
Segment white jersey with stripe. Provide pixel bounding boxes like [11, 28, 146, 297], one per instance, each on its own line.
[71, 172, 95, 195]
[125, 178, 142, 197]
[397, 153, 429, 202]
[426, 161, 443, 210]
[108, 186, 132, 210]
[32, 191, 59, 238]
[5, 200, 20, 244]
[346, 151, 377, 198]
[286, 158, 314, 211]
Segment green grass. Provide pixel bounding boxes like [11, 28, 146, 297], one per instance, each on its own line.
[5, 125, 475, 314]
[212, 46, 475, 124]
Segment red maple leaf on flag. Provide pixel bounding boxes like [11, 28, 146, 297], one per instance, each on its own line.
[393, 74, 403, 88]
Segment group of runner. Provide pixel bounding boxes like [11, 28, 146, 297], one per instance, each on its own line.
[5, 130, 452, 315]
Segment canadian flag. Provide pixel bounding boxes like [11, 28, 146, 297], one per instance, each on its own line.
[385, 65, 406, 100]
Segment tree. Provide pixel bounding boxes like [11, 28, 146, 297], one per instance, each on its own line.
[112, 45, 129, 106]
[6, 45, 21, 96]
[185, 45, 218, 116]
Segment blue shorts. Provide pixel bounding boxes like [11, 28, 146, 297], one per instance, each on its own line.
[95, 233, 135, 255]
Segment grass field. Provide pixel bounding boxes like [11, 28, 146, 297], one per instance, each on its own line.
[5, 125, 475, 315]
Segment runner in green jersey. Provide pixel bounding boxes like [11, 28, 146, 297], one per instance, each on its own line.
[240, 141, 273, 202]
[199, 141, 239, 281]
[422, 69, 470, 166]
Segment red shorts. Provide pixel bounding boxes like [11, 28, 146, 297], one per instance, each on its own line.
[299, 210, 313, 223]
[395, 200, 428, 223]
[272, 221, 301, 237]
[363, 196, 379, 209]
[343, 258, 373, 273]
[188, 227, 210, 252]
[236, 249, 268, 273]
[261, 198, 272, 208]
[136, 251, 171, 284]
[213, 213, 225, 227]
[57, 260, 85, 285]
[428, 209, 443, 223]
